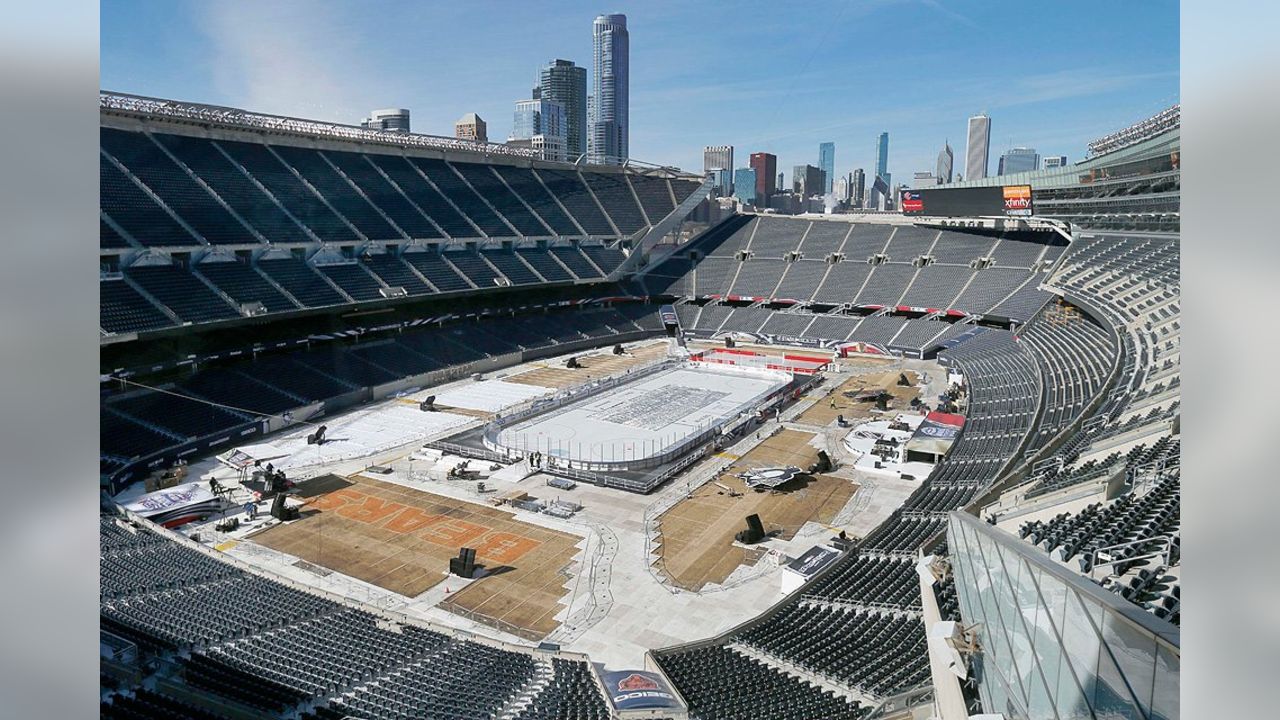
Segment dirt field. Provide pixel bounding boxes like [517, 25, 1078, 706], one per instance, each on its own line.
[796, 369, 921, 427]
[505, 341, 670, 389]
[655, 429, 858, 591]
[251, 475, 581, 637]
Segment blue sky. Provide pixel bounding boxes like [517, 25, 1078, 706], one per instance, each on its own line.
[101, 0, 1179, 183]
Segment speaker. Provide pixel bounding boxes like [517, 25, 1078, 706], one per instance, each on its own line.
[724, 336, 736, 348]
[735, 514, 765, 544]
[420, 395, 437, 412]
[613, 344, 624, 355]
[565, 356, 581, 369]
[449, 547, 478, 578]
[813, 450, 832, 474]
[269, 493, 297, 521]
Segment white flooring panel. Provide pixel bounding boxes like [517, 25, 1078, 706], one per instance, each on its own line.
[422, 379, 554, 412]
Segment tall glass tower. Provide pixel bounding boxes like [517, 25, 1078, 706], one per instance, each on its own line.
[539, 60, 587, 159]
[875, 132, 889, 182]
[818, 142, 835, 194]
[589, 14, 629, 164]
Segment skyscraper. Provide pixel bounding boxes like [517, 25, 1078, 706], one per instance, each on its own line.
[703, 146, 734, 197]
[777, 172, 785, 193]
[793, 165, 823, 198]
[510, 98, 567, 161]
[361, 108, 410, 133]
[936, 141, 954, 184]
[998, 147, 1039, 175]
[818, 142, 836, 194]
[1043, 155, 1068, 169]
[733, 168, 757, 205]
[589, 14, 629, 164]
[539, 59, 588, 159]
[454, 113, 487, 143]
[749, 152, 777, 204]
[875, 132, 889, 181]
[852, 168, 865, 208]
[965, 114, 991, 180]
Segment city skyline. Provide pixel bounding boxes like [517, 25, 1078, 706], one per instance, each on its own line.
[101, 0, 1178, 181]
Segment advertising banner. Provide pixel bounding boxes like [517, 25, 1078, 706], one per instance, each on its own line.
[600, 670, 683, 712]
[900, 185, 1035, 217]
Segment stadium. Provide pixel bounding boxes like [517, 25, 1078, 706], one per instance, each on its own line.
[97, 85, 1180, 720]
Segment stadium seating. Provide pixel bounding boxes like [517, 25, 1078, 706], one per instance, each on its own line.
[101, 687, 227, 720]
[216, 139, 361, 244]
[362, 252, 435, 295]
[101, 154, 198, 247]
[629, 175, 676, 223]
[656, 645, 868, 720]
[491, 165, 583, 236]
[411, 157, 515, 237]
[366, 154, 479, 237]
[316, 261, 386, 301]
[99, 514, 612, 718]
[536, 169, 616, 235]
[452, 162, 553, 236]
[580, 171, 647, 233]
[196, 259, 298, 313]
[321, 149, 445, 239]
[257, 258, 350, 307]
[100, 278, 173, 334]
[102, 128, 254, 245]
[153, 132, 313, 244]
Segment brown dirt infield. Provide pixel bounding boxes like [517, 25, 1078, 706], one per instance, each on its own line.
[505, 341, 670, 389]
[655, 429, 858, 591]
[796, 369, 921, 427]
[252, 475, 582, 637]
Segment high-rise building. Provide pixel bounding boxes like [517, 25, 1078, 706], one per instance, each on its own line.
[793, 165, 823, 198]
[913, 172, 938, 188]
[1043, 155, 1068, 169]
[749, 152, 777, 203]
[777, 172, 785, 192]
[852, 168, 865, 208]
[936, 141, 954, 184]
[703, 146, 734, 196]
[965, 114, 991, 180]
[539, 59, 588, 159]
[510, 98, 567, 161]
[875, 132, 889, 181]
[589, 14, 629, 164]
[454, 113, 487, 143]
[998, 147, 1039, 175]
[818, 142, 836, 194]
[733, 168, 757, 205]
[833, 174, 850, 204]
[361, 108, 410, 133]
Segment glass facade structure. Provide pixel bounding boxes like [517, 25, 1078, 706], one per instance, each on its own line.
[875, 132, 889, 181]
[947, 511, 1179, 720]
[1000, 147, 1041, 176]
[539, 60, 587, 159]
[819, 142, 835, 194]
[734, 168, 757, 204]
[589, 14, 629, 164]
